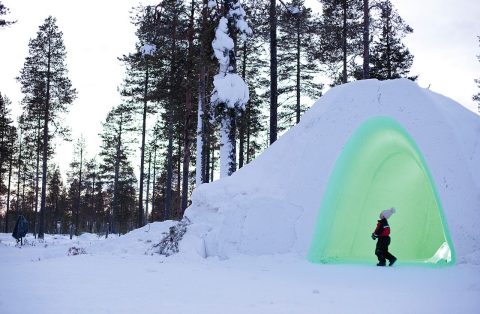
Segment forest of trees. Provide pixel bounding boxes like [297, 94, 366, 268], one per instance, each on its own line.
[0, 0, 420, 237]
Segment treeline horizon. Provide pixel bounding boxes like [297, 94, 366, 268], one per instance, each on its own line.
[0, 0, 416, 237]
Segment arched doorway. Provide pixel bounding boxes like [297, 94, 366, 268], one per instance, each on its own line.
[308, 117, 454, 265]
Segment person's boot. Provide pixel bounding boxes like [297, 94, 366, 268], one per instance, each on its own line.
[376, 261, 386, 266]
[388, 257, 397, 266]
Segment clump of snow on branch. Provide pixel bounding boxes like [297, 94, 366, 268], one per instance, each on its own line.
[228, 1, 252, 41]
[212, 73, 249, 110]
[212, 17, 234, 74]
[288, 6, 300, 14]
[208, 0, 216, 9]
[140, 43, 156, 56]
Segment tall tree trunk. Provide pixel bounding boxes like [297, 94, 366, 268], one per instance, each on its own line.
[138, 60, 149, 228]
[5, 140, 13, 232]
[177, 137, 182, 217]
[165, 8, 178, 221]
[145, 152, 151, 224]
[182, 90, 192, 213]
[15, 133, 22, 216]
[295, 15, 301, 124]
[196, 72, 205, 185]
[228, 111, 236, 175]
[38, 40, 52, 240]
[362, 0, 370, 79]
[151, 146, 156, 223]
[196, 0, 208, 187]
[246, 102, 251, 164]
[205, 135, 211, 183]
[342, 0, 348, 84]
[210, 142, 215, 182]
[91, 170, 96, 233]
[34, 114, 41, 238]
[239, 42, 248, 168]
[165, 107, 174, 221]
[21, 162, 26, 215]
[386, 11, 392, 79]
[269, 0, 278, 144]
[75, 146, 83, 236]
[111, 112, 123, 235]
[182, 0, 195, 213]
[219, 112, 235, 178]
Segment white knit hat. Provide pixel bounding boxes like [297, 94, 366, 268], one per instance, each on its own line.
[380, 207, 396, 219]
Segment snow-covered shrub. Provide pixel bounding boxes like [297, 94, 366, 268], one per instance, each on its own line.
[68, 246, 86, 256]
[150, 217, 191, 257]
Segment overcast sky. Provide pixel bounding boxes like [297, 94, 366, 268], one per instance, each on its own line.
[0, 0, 479, 175]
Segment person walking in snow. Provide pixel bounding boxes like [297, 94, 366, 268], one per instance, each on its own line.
[371, 208, 397, 266]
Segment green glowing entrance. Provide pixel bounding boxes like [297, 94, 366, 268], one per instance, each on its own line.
[308, 117, 455, 265]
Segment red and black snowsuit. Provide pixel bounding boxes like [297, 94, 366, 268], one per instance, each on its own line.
[372, 218, 396, 266]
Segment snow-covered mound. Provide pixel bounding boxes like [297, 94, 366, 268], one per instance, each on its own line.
[185, 79, 480, 263]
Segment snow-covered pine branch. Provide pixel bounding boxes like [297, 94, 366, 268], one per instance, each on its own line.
[228, 0, 252, 41]
[140, 43, 156, 56]
[212, 17, 234, 74]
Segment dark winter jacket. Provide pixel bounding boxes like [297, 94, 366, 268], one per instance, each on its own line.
[373, 218, 390, 238]
[12, 215, 28, 240]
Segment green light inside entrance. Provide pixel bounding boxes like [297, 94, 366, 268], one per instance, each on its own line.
[308, 117, 455, 266]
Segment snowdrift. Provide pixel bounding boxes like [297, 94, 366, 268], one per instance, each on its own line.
[184, 79, 480, 265]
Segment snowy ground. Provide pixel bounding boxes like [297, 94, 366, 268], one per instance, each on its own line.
[1, 223, 479, 314]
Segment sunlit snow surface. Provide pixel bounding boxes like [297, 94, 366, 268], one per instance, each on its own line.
[2, 80, 479, 313]
[1, 226, 479, 314]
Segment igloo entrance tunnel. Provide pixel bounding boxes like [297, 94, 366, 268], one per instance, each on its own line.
[308, 117, 455, 265]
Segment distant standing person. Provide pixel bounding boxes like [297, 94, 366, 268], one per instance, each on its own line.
[12, 215, 29, 245]
[371, 208, 397, 266]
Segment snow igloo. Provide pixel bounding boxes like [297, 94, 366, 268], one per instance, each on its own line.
[184, 79, 480, 266]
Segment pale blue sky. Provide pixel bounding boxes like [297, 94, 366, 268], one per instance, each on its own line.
[0, 0, 479, 175]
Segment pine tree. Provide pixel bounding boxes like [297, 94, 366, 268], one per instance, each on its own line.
[45, 164, 65, 233]
[277, 0, 323, 130]
[0, 93, 15, 201]
[211, 0, 252, 178]
[115, 160, 137, 233]
[316, 0, 363, 85]
[237, 0, 269, 168]
[362, 0, 370, 79]
[67, 137, 86, 235]
[367, 0, 415, 80]
[148, 120, 164, 220]
[99, 104, 136, 234]
[180, 0, 200, 214]
[17, 16, 77, 239]
[19, 93, 45, 237]
[0, 2, 15, 28]
[1, 101, 17, 232]
[269, 0, 278, 144]
[122, 5, 166, 228]
[241, 89, 266, 164]
[196, 0, 214, 186]
[84, 157, 103, 233]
